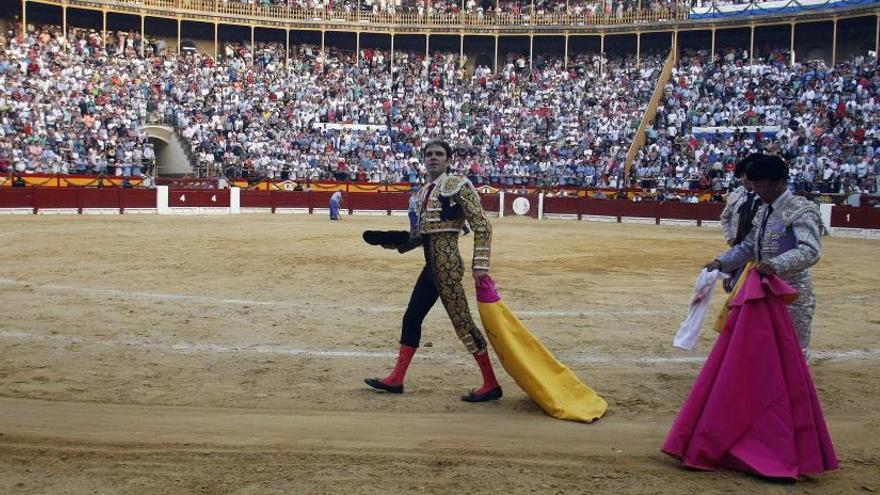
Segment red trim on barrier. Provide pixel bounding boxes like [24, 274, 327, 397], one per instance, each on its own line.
[871, 208, 880, 230]
[0, 188, 159, 213]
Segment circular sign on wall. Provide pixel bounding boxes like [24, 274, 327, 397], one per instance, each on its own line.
[512, 197, 531, 216]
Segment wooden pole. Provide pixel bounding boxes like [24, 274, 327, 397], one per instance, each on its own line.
[636, 32, 640, 67]
[564, 34, 569, 69]
[831, 18, 837, 66]
[140, 15, 145, 57]
[750, 24, 755, 64]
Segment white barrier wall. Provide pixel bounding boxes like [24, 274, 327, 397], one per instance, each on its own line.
[230, 187, 240, 214]
[156, 185, 170, 215]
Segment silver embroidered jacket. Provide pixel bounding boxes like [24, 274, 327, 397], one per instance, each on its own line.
[719, 185, 749, 246]
[717, 191, 822, 278]
[716, 191, 823, 351]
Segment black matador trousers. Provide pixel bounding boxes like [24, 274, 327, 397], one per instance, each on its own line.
[399, 232, 488, 354]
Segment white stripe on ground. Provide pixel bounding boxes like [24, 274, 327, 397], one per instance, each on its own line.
[0, 278, 658, 317]
[0, 330, 877, 364]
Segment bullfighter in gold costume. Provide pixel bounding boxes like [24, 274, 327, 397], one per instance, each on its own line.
[364, 140, 502, 402]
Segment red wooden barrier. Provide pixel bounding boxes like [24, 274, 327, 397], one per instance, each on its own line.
[581, 198, 620, 218]
[310, 191, 335, 214]
[4, 187, 879, 231]
[34, 187, 79, 210]
[542, 197, 580, 215]
[0, 188, 35, 209]
[698, 202, 726, 224]
[480, 194, 500, 213]
[831, 206, 872, 229]
[80, 188, 122, 210]
[658, 202, 701, 221]
[347, 192, 386, 212]
[240, 190, 272, 209]
[618, 201, 659, 222]
[385, 192, 411, 213]
[871, 208, 880, 230]
[270, 191, 310, 211]
[119, 189, 156, 210]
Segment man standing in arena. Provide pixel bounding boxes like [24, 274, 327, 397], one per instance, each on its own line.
[329, 190, 342, 220]
[704, 155, 823, 359]
[365, 140, 502, 402]
[407, 185, 420, 231]
[718, 153, 762, 291]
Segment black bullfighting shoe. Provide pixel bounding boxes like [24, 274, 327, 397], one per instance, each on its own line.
[364, 378, 404, 394]
[460, 386, 503, 402]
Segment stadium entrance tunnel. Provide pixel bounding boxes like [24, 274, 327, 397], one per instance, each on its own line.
[144, 125, 195, 177]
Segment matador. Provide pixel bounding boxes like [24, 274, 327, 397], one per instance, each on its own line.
[365, 140, 502, 402]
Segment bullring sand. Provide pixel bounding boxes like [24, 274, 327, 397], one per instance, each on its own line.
[0, 214, 877, 494]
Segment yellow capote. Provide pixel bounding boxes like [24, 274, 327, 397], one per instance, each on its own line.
[477, 297, 607, 423]
[714, 261, 754, 333]
[714, 262, 798, 333]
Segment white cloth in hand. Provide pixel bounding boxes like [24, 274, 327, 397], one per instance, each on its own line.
[673, 269, 729, 351]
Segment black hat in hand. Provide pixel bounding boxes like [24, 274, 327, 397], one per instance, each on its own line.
[362, 230, 412, 247]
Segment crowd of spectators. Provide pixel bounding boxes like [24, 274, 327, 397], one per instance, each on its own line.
[171, 42, 664, 187]
[1, 21, 665, 188]
[0, 24, 155, 178]
[631, 47, 880, 195]
[233, 0, 683, 17]
[4, 20, 879, 197]
[242, 0, 838, 15]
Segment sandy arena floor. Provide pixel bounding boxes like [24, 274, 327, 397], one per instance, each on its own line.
[0, 213, 878, 494]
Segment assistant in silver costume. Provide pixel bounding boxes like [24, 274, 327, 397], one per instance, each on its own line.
[706, 155, 823, 359]
[720, 154, 762, 248]
[718, 154, 763, 292]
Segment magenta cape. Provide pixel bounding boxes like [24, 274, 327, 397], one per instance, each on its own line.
[662, 271, 838, 479]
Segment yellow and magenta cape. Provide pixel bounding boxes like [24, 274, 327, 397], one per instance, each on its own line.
[475, 276, 607, 423]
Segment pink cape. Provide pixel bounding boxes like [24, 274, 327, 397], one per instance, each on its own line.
[662, 271, 838, 479]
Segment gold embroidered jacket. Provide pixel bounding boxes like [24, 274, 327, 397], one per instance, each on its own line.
[413, 174, 492, 271]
